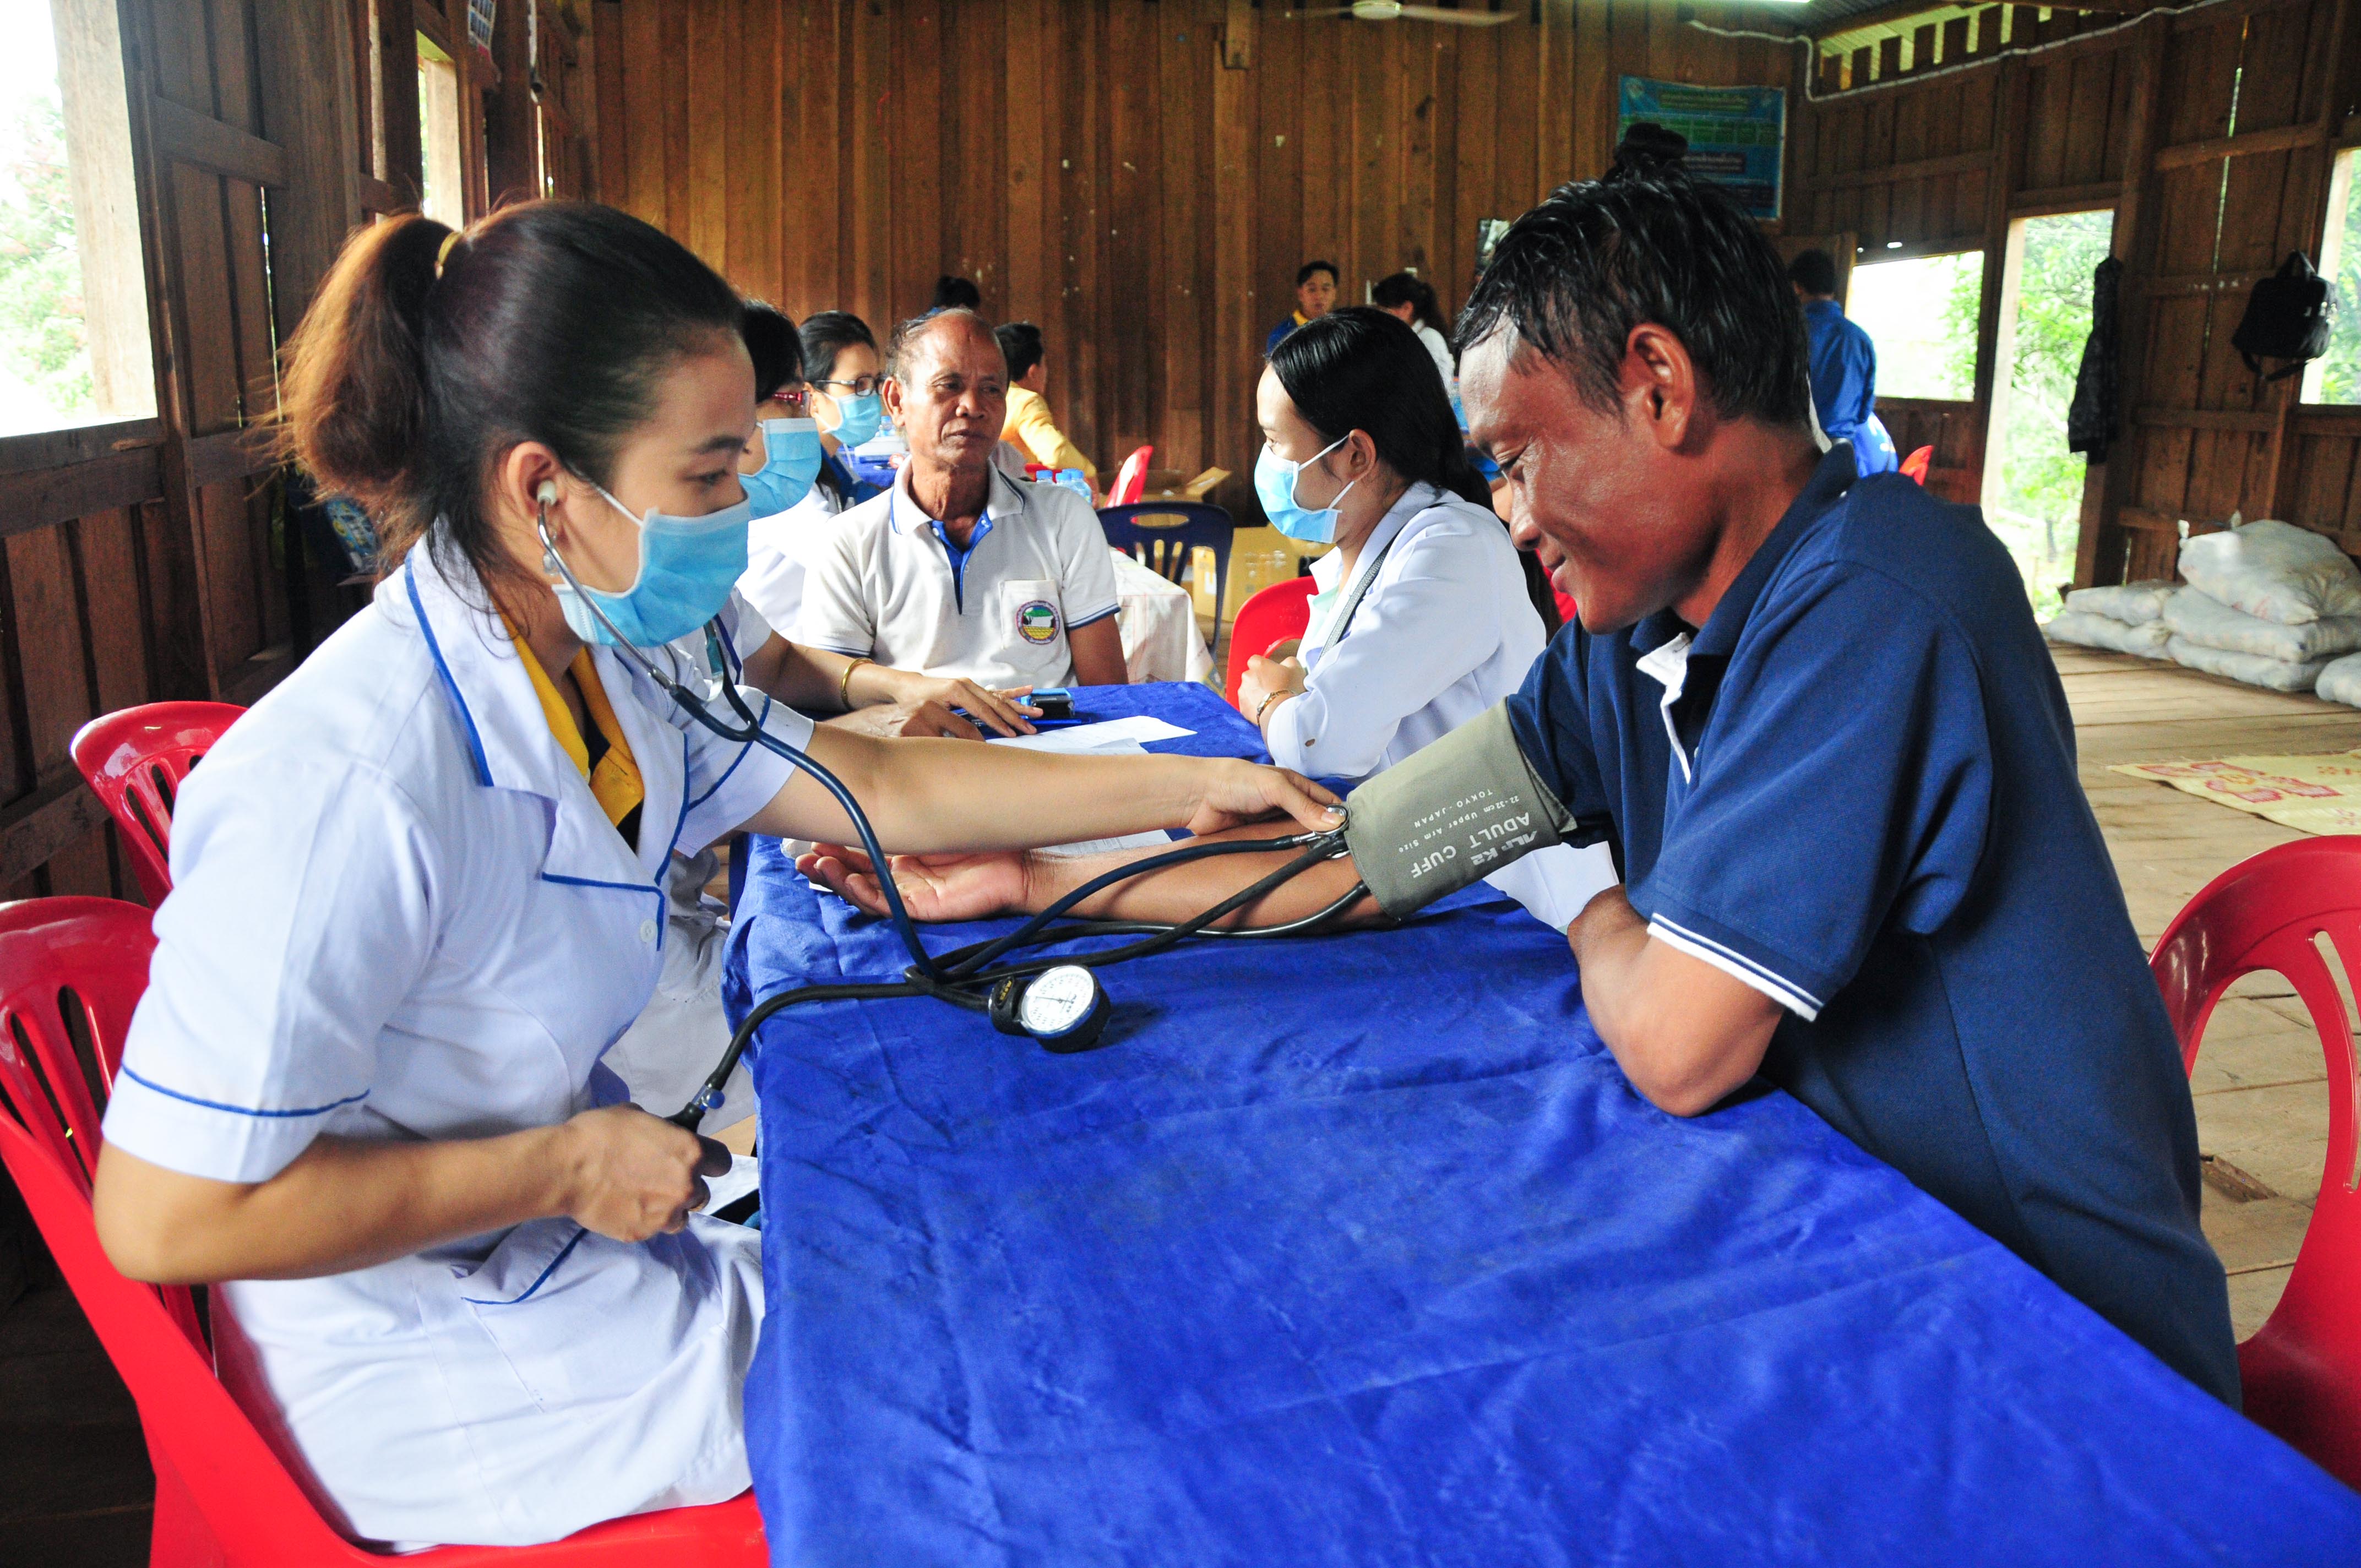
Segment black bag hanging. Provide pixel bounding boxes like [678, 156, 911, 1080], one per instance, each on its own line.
[2068, 257, 2123, 461]
[2232, 251, 2336, 382]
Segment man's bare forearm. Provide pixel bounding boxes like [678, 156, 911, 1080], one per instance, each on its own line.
[1023, 828, 1376, 928]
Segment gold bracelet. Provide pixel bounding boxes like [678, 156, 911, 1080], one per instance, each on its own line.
[1254, 688, 1284, 726]
[838, 656, 872, 710]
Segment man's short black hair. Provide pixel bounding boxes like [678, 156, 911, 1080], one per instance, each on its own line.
[1788, 248, 1840, 298]
[1296, 259, 1339, 288]
[1457, 159, 1810, 429]
[994, 320, 1047, 382]
[931, 274, 982, 312]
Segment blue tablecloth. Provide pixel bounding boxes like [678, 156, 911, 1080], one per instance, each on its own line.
[725, 683, 2361, 1566]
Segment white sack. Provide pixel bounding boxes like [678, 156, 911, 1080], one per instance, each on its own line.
[2318, 651, 2361, 709]
[2044, 611, 2173, 657]
[2161, 590, 2361, 662]
[2177, 518, 2361, 626]
[2064, 581, 2180, 625]
[2166, 634, 2330, 692]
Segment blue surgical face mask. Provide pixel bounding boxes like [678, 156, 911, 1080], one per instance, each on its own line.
[827, 391, 883, 448]
[738, 417, 823, 516]
[1254, 435, 1357, 544]
[548, 482, 754, 649]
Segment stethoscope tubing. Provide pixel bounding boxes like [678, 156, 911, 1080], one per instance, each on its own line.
[533, 502, 1368, 1129]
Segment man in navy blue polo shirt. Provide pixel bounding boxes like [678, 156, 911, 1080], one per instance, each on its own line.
[801, 156, 2238, 1407]
[1441, 155, 2235, 1404]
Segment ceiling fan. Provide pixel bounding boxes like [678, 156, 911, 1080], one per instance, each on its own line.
[1281, 2, 1519, 25]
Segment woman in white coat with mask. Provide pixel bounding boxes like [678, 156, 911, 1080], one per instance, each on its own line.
[88, 202, 1340, 1550]
[1233, 307, 1615, 929]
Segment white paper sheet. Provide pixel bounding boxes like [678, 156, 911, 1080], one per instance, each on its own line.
[1035, 828, 1175, 858]
[986, 714, 1196, 753]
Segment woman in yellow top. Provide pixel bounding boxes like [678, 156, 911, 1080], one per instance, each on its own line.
[995, 320, 1097, 485]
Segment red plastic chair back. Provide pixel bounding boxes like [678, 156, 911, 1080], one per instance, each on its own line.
[0, 894, 770, 1564]
[70, 702, 245, 905]
[1109, 445, 1154, 506]
[2152, 837, 2361, 1487]
[1900, 444, 1934, 485]
[1225, 576, 1318, 710]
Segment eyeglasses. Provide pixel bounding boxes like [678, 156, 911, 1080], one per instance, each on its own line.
[766, 382, 812, 413]
[819, 375, 880, 398]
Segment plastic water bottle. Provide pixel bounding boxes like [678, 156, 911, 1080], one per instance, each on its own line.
[1057, 467, 1091, 500]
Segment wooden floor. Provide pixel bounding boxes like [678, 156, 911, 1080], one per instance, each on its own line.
[2058, 643, 2361, 1339]
[0, 645, 2351, 1559]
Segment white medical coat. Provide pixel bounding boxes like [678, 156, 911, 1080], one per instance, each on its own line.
[1262, 482, 1616, 929]
[99, 542, 809, 1547]
[739, 484, 841, 636]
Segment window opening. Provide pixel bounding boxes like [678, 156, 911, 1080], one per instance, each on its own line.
[2303, 148, 2361, 404]
[417, 32, 465, 227]
[0, 0, 156, 438]
[1982, 209, 2116, 614]
[1843, 251, 1983, 401]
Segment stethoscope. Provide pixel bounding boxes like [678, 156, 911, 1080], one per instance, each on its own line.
[531, 492, 1369, 1130]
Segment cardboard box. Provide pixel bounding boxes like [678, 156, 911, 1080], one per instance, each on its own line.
[1140, 466, 1229, 503]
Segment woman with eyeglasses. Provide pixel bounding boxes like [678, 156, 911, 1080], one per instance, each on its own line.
[740, 311, 886, 636]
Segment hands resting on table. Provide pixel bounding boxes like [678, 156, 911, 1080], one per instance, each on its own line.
[822, 674, 1039, 742]
[799, 840, 1781, 1120]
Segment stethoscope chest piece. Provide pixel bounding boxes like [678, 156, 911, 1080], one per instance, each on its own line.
[989, 963, 1113, 1053]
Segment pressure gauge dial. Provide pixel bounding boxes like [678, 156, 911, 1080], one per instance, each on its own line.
[994, 963, 1112, 1053]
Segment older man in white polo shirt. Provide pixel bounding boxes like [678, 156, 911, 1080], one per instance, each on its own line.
[798, 309, 1129, 691]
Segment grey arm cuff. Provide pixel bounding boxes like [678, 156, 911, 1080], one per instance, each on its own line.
[1341, 703, 1574, 918]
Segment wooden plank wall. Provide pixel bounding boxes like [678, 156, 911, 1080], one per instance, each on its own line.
[0, 0, 336, 905]
[1794, 0, 2361, 586]
[585, 0, 1798, 522]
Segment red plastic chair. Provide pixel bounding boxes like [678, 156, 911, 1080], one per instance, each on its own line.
[1900, 444, 1934, 485]
[1109, 444, 1155, 506]
[69, 701, 246, 905]
[2151, 837, 2361, 1488]
[1225, 576, 1318, 711]
[0, 896, 770, 1565]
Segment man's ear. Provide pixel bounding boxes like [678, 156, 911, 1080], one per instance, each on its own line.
[880, 375, 906, 426]
[1621, 324, 1698, 453]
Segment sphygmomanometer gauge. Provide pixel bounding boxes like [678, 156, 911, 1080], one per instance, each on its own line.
[991, 963, 1113, 1053]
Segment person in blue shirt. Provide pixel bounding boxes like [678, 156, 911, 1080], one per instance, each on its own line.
[1266, 260, 1339, 357]
[1789, 248, 1898, 476]
[821, 148, 2242, 1409]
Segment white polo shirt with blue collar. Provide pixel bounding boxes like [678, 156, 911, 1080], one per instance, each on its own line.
[795, 465, 1122, 689]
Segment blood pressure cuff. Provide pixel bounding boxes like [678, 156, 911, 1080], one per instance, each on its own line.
[1342, 702, 1575, 918]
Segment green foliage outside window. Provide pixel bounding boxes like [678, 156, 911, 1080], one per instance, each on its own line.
[1979, 210, 2115, 616]
[0, 92, 93, 428]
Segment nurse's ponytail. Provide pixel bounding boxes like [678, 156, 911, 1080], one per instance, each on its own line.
[276, 201, 746, 588]
[277, 213, 446, 544]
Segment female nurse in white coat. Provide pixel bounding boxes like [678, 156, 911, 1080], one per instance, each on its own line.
[87, 202, 1340, 1550]
[1234, 307, 1617, 929]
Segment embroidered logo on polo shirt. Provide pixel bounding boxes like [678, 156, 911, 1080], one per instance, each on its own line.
[1017, 600, 1060, 644]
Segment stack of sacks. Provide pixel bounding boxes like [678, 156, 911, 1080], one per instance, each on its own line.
[2043, 581, 2179, 657]
[2166, 518, 2361, 693]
